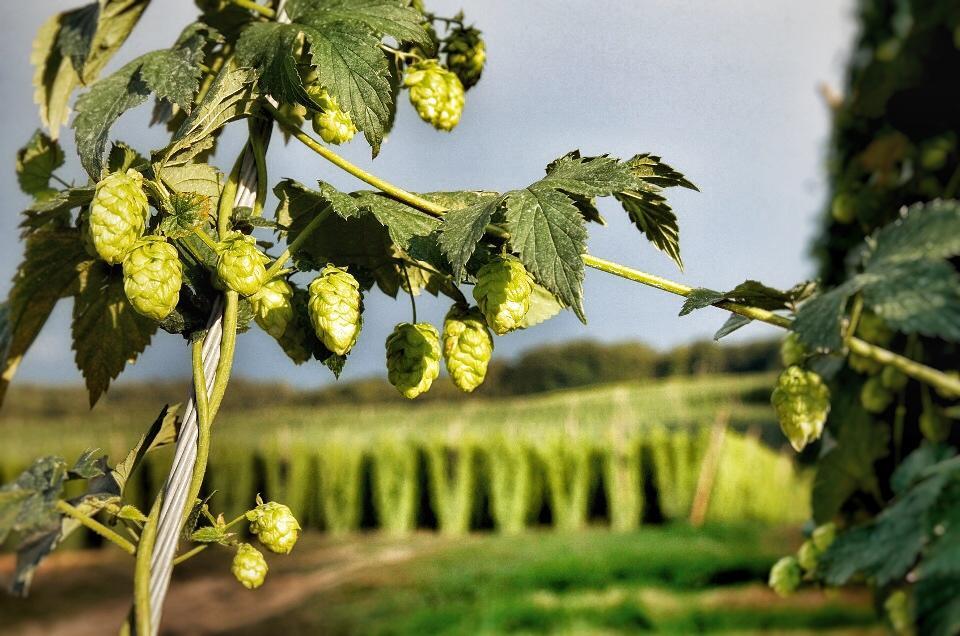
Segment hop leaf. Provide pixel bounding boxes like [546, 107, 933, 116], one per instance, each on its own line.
[403, 59, 465, 131]
[308, 265, 363, 356]
[473, 255, 532, 335]
[771, 366, 831, 452]
[89, 169, 149, 264]
[307, 86, 357, 145]
[442, 27, 485, 89]
[769, 556, 802, 597]
[251, 277, 294, 339]
[122, 236, 182, 321]
[231, 543, 268, 589]
[216, 232, 267, 296]
[246, 500, 301, 555]
[442, 305, 493, 392]
[386, 322, 441, 399]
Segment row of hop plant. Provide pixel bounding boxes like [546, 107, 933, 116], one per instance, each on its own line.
[31, 425, 808, 540]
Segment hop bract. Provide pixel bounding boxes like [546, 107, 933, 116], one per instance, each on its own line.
[308, 265, 363, 356]
[443, 27, 485, 89]
[231, 543, 267, 589]
[89, 169, 149, 264]
[771, 366, 831, 452]
[122, 236, 182, 320]
[403, 59, 465, 131]
[246, 500, 301, 554]
[386, 322, 441, 399]
[251, 277, 294, 339]
[768, 556, 801, 597]
[442, 305, 493, 392]
[308, 86, 357, 145]
[473, 255, 532, 335]
[216, 232, 267, 296]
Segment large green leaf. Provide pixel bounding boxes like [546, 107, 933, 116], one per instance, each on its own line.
[286, 0, 431, 47]
[1, 230, 91, 408]
[16, 131, 65, 200]
[862, 259, 960, 341]
[865, 199, 960, 267]
[437, 196, 503, 281]
[71, 264, 157, 406]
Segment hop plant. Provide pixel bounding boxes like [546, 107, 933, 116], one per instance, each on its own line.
[812, 522, 837, 552]
[89, 169, 149, 264]
[861, 375, 893, 413]
[443, 27, 486, 89]
[307, 86, 357, 145]
[122, 236, 182, 320]
[473, 255, 532, 335]
[251, 277, 294, 339]
[246, 498, 301, 554]
[771, 366, 831, 451]
[442, 305, 493, 392]
[403, 59, 465, 131]
[216, 232, 267, 297]
[796, 539, 820, 573]
[231, 543, 267, 589]
[386, 322, 441, 399]
[308, 265, 363, 356]
[768, 556, 802, 597]
[779, 332, 806, 367]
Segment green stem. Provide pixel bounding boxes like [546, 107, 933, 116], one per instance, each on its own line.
[230, 0, 275, 17]
[181, 339, 213, 526]
[401, 263, 418, 323]
[264, 207, 332, 280]
[191, 227, 219, 252]
[55, 500, 136, 555]
[133, 498, 161, 634]
[223, 512, 247, 531]
[172, 544, 208, 566]
[218, 153, 244, 237]
[272, 102, 960, 398]
[208, 292, 240, 419]
[248, 121, 269, 218]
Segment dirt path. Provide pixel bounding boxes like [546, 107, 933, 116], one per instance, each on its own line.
[2, 540, 426, 636]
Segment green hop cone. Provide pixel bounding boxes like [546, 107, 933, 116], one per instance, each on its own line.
[768, 556, 802, 597]
[307, 86, 357, 145]
[849, 352, 882, 375]
[403, 59, 465, 131]
[880, 365, 908, 391]
[231, 543, 268, 589]
[216, 232, 267, 296]
[796, 539, 820, 573]
[246, 499, 301, 554]
[771, 366, 831, 452]
[308, 265, 363, 356]
[811, 522, 837, 552]
[251, 277, 294, 339]
[779, 332, 807, 367]
[442, 305, 494, 392]
[473, 255, 532, 335]
[386, 322, 441, 399]
[884, 589, 913, 636]
[861, 375, 893, 413]
[443, 27, 485, 89]
[89, 169, 149, 264]
[830, 192, 857, 224]
[856, 312, 894, 346]
[919, 405, 950, 443]
[122, 236, 182, 320]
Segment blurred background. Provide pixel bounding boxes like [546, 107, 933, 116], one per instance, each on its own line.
[0, 0, 916, 634]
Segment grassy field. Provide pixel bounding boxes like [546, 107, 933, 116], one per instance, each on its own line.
[0, 526, 880, 635]
[0, 374, 810, 537]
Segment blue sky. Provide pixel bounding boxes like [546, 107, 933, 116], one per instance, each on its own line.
[0, 1, 856, 387]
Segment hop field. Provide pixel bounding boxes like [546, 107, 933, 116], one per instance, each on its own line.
[1, 373, 810, 541]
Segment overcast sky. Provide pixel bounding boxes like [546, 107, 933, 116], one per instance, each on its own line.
[0, 0, 856, 388]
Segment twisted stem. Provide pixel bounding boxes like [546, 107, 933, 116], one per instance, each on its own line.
[55, 500, 136, 555]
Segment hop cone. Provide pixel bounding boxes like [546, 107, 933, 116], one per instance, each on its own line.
[443, 27, 485, 89]
[861, 375, 893, 413]
[796, 539, 820, 573]
[216, 232, 267, 296]
[771, 366, 831, 452]
[442, 305, 493, 392]
[880, 365, 908, 391]
[386, 322, 441, 399]
[768, 556, 801, 597]
[89, 169, 149, 264]
[779, 332, 806, 367]
[811, 522, 836, 552]
[122, 236, 182, 320]
[247, 500, 301, 554]
[307, 87, 357, 145]
[403, 59, 465, 131]
[308, 266, 363, 356]
[884, 590, 913, 636]
[231, 543, 267, 589]
[920, 406, 950, 442]
[251, 277, 294, 339]
[473, 255, 532, 335]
